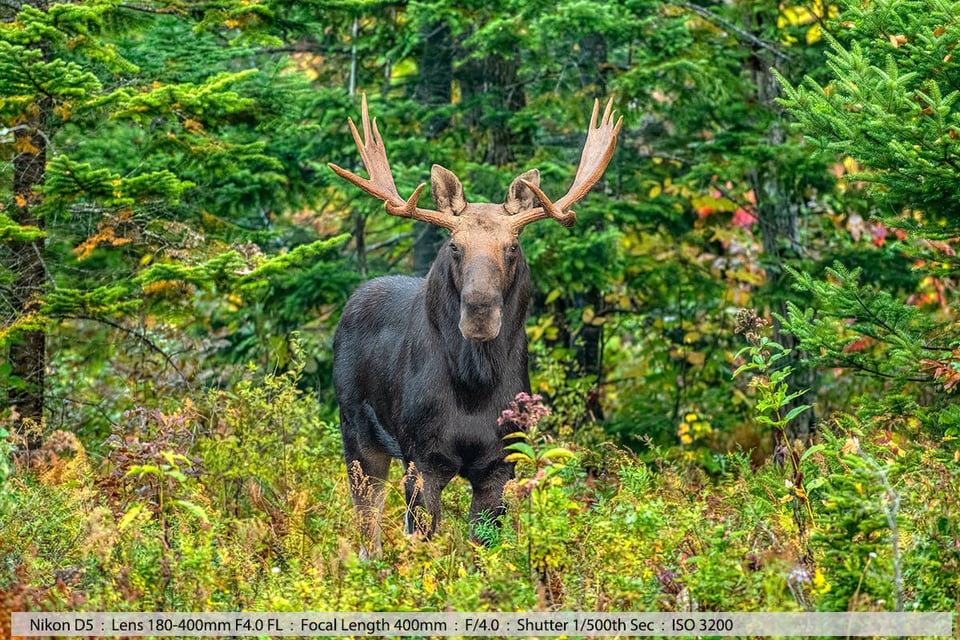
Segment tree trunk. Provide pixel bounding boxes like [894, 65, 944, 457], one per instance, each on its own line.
[573, 33, 611, 422]
[8, 97, 50, 450]
[456, 50, 527, 167]
[412, 19, 453, 276]
[482, 53, 526, 166]
[4, 0, 51, 448]
[577, 32, 608, 95]
[744, 16, 817, 447]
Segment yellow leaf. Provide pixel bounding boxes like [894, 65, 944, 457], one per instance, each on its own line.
[842, 436, 860, 454]
[118, 503, 146, 530]
[779, 6, 805, 26]
[53, 102, 72, 121]
[686, 350, 706, 366]
[648, 183, 662, 198]
[142, 280, 183, 296]
[806, 23, 823, 44]
[813, 568, 832, 594]
[14, 136, 39, 155]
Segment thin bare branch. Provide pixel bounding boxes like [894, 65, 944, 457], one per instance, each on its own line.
[60, 314, 189, 384]
[679, 1, 789, 62]
[118, 3, 182, 15]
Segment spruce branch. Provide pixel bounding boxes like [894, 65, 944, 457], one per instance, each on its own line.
[831, 352, 933, 384]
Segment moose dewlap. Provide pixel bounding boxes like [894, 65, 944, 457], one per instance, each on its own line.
[329, 95, 622, 559]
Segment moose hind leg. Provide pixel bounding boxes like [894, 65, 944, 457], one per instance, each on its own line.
[402, 462, 454, 539]
[346, 455, 391, 560]
[342, 418, 392, 560]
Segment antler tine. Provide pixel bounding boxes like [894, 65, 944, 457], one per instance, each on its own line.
[518, 179, 576, 228]
[328, 94, 457, 230]
[511, 98, 623, 232]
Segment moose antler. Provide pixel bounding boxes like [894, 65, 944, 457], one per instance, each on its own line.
[511, 98, 623, 231]
[328, 94, 457, 230]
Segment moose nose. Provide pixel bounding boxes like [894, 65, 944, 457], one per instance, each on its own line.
[459, 302, 502, 342]
[459, 270, 503, 342]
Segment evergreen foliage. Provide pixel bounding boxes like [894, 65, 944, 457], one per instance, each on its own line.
[777, 0, 960, 433]
[1, 0, 354, 436]
[778, 0, 960, 224]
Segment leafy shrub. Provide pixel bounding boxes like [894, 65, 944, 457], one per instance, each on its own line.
[806, 421, 960, 611]
[1, 334, 956, 615]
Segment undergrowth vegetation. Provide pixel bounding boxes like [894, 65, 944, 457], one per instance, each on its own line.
[2, 333, 957, 633]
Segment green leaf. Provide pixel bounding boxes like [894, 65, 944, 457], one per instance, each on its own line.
[504, 442, 535, 459]
[169, 499, 210, 523]
[784, 404, 811, 423]
[800, 443, 826, 463]
[126, 464, 160, 477]
[0, 214, 46, 242]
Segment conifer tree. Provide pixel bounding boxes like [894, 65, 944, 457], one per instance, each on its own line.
[777, 0, 960, 434]
[0, 1, 349, 443]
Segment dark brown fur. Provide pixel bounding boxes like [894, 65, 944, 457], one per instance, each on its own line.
[333, 170, 538, 558]
[330, 97, 621, 559]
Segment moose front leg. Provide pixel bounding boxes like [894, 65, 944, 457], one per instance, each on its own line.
[402, 462, 454, 538]
[467, 463, 514, 546]
[345, 451, 391, 561]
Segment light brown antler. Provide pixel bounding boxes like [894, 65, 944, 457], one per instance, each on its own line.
[511, 98, 623, 231]
[328, 94, 457, 229]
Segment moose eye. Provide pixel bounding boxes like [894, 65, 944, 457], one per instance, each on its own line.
[509, 243, 520, 254]
[450, 242, 461, 255]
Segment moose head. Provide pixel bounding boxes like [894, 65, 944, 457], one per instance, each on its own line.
[329, 95, 622, 343]
[330, 95, 621, 558]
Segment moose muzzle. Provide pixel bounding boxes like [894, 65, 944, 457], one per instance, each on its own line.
[458, 259, 504, 342]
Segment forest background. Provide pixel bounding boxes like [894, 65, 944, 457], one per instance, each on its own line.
[1, 0, 959, 624]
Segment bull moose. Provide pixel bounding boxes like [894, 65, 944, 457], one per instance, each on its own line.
[329, 95, 621, 559]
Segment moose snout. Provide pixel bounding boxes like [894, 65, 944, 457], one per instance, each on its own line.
[459, 299, 503, 342]
[459, 265, 504, 342]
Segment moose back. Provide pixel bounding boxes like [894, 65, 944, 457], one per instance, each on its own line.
[329, 95, 621, 559]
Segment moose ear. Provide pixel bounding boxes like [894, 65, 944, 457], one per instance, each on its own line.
[503, 169, 541, 214]
[431, 165, 467, 215]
